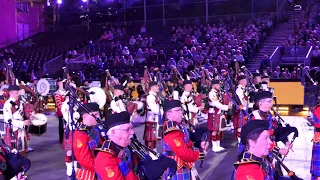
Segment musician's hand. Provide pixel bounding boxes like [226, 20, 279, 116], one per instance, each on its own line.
[17, 172, 26, 180]
[24, 120, 32, 126]
[29, 115, 34, 121]
[279, 148, 289, 156]
[198, 106, 204, 111]
[285, 141, 293, 150]
[201, 141, 209, 151]
[0, 91, 3, 96]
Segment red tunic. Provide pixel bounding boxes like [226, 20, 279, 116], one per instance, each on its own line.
[163, 125, 204, 170]
[236, 163, 266, 180]
[54, 93, 65, 117]
[95, 152, 140, 180]
[73, 130, 95, 172]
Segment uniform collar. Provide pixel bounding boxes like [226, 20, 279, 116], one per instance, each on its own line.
[149, 91, 157, 96]
[183, 91, 191, 96]
[243, 151, 264, 162]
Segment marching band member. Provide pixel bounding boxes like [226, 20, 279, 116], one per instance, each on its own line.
[162, 99, 208, 180]
[234, 120, 272, 179]
[54, 78, 66, 143]
[250, 91, 292, 155]
[144, 81, 163, 152]
[233, 75, 248, 143]
[61, 88, 79, 177]
[252, 73, 262, 90]
[95, 111, 176, 180]
[311, 100, 320, 179]
[73, 102, 102, 180]
[180, 80, 204, 126]
[208, 79, 231, 152]
[3, 85, 32, 155]
[110, 84, 126, 114]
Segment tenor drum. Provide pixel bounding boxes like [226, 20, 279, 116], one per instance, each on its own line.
[36, 78, 57, 96]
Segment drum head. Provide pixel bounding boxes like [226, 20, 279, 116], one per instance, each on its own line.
[88, 87, 106, 109]
[36, 79, 51, 96]
[32, 113, 48, 126]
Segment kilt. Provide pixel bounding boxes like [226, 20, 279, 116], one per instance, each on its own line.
[207, 113, 220, 132]
[143, 122, 157, 142]
[4, 126, 28, 151]
[62, 131, 73, 151]
[162, 167, 191, 180]
[311, 142, 320, 177]
[232, 110, 246, 129]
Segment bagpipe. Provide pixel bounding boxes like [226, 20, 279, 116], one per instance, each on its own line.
[63, 79, 177, 180]
[269, 151, 303, 180]
[0, 139, 31, 180]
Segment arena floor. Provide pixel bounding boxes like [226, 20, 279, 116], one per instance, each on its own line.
[23, 113, 312, 180]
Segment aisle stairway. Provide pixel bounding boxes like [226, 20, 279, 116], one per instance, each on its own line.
[246, 11, 305, 72]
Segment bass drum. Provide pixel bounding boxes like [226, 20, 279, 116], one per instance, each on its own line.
[36, 78, 57, 96]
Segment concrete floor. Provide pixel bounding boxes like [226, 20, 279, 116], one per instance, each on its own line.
[23, 114, 311, 180]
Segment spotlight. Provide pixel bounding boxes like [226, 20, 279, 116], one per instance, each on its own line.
[57, 0, 62, 4]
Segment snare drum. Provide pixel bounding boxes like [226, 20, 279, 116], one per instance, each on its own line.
[133, 101, 145, 116]
[29, 113, 48, 136]
[36, 78, 57, 96]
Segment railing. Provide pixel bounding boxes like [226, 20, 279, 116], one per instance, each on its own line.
[269, 46, 314, 71]
[305, 46, 313, 67]
[43, 55, 63, 74]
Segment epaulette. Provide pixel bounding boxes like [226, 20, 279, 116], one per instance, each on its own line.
[95, 140, 115, 156]
[234, 158, 261, 167]
[164, 120, 180, 135]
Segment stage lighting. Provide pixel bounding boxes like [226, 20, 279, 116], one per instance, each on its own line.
[57, 0, 62, 4]
[82, 0, 88, 2]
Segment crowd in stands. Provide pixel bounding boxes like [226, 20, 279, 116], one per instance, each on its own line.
[78, 13, 289, 81]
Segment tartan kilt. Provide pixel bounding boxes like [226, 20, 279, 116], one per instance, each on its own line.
[162, 167, 191, 180]
[62, 132, 72, 151]
[311, 142, 320, 177]
[207, 113, 220, 132]
[232, 110, 246, 129]
[143, 122, 157, 142]
[4, 125, 28, 151]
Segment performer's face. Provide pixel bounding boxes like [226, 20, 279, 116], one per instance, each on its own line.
[9, 90, 19, 99]
[166, 107, 183, 123]
[248, 130, 272, 157]
[212, 84, 220, 90]
[184, 84, 193, 92]
[82, 111, 100, 126]
[239, 79, 247, 86]
[111, 123, 134, 147]
[259, 98, 273, 112]
[254, 77, 261, 84]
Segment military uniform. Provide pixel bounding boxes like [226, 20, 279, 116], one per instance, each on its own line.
[233, 84, 248, 138]
[162, 99, 205, 180]
[208, 82, 229, 152]
[110, 85, 127, 114]
[73, 103, 101, 180]
[54, 88, 66, 143]
[144, 82, 163, 149]
[3, 85, 28, 153]
[95, 140, 140, 180]
[311, 105, 320, 178]
[180, 90, 200, 126]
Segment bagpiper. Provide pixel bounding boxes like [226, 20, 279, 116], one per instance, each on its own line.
[162, 99, 208, 180]
[144, 81, 163, 152]
[110, 84, 127, 114]
[233, 75, 248, 143]
[73, 102, 102, 180]
[3, 85, 32, 155]
[208, 79, 231, 152]
[180, 80, 204, 126]
[94, 111, 176, 180]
